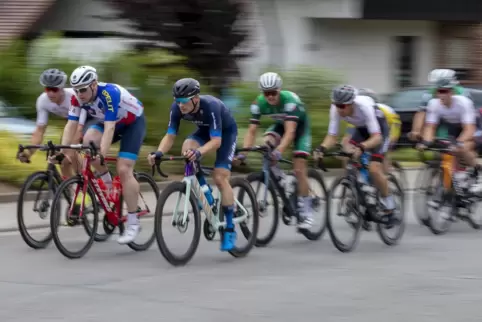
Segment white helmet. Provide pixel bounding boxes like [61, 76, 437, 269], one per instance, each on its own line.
[259, 72, 282, 91]
[428, 69, 458, 84]
[70, 65, 98, 87]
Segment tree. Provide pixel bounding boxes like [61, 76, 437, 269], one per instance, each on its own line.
[100, 0, 253, 94]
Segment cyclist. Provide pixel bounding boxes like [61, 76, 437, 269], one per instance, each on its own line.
[235, 72, 313, 229]
[314, 85, 395, 222]
[357, 88, 401, 173]
[409, 69, 471, 141]
[62, 65, 146, 244]
[417, 77, 481, 195]
[147, 78, 238, 251]
[17, 69, 90, 177]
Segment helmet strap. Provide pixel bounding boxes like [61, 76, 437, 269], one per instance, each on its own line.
[188, 97, 199, 114]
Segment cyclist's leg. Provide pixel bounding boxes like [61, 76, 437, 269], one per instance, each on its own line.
[293, 122, 313, 228]
[82, 122, 115, 189]
[116, 115, 146, 244]
[368, 135, 394, 214]
[182, 128, 207, 154]
[212, 128, 238, 251]
[263, 123, 284, 177]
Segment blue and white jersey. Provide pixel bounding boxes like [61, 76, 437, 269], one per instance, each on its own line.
[167, 95, 237, 137]
[68, 82, 143, 124]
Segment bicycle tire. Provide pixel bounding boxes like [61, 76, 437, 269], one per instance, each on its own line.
[326, 176, 362, 253]
[155, 181, 201, 266]
[126, 172, 160, 251]
[245, 171, 279, 247]
[427, 193, 454, 235]
[297, 168, 328, 241]
[391, 160, 408, 191]
[376, 174, 406, 245]
[17, 171, 56, 249]
[50, 176, 99, 259]
[221, 177, 259, 258]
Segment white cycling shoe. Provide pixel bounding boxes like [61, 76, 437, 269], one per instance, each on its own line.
[117, 224, 141, 244]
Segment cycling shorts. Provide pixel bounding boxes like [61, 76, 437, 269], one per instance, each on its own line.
[347, 116, 390, 163]
[88, 114, 146, 161]
[188, 127, 238, 171]
[263, 119, 312, 158]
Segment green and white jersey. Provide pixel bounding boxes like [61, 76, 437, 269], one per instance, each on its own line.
[249, 90, 308, 125]
[419, 85, 471, 111]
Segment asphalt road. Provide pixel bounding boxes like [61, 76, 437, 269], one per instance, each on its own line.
[1, 171, 482, 321]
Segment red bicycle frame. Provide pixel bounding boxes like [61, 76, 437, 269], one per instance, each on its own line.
[69, 152, 149, 226]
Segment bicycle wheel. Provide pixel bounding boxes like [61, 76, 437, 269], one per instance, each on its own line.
[245, 171, 279, 247]
[376, 174, 406, 245]
[427, 191, 454, 235]
[391, 160, 407, 191]
[413, 164, 439, 226]
[17, 171, 56, 249]
[155, 181, 201, 266]
[326, 176, 363, 252]
[223, 177, 260, 258]
[126, 172, 160, 251]
[297, 168, 328, 241]
[50, 176, 99, 259]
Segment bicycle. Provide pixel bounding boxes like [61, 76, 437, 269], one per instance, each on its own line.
[322, 145, 405, 253]
[49, 141, 159, 259]
[152, 156, 259, 266]
[237, 145, 327, 246]
[16, 142, 67, 249]
[418, 139, 482, 234]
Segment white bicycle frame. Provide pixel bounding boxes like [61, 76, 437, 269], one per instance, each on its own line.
[171, 174, 250, 230]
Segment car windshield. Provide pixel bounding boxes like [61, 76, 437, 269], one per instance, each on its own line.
[385, 89, 427, 112]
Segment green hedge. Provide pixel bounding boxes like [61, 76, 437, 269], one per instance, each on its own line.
[0, 37, 428, 185]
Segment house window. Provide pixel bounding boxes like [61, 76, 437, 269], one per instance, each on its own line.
[444, 37, 471, 80]
[393, 36, 417, 89]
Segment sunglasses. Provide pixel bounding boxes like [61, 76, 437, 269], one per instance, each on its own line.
[263, 91, 278, 97]
[74, 86, 89, 94]
[437, 89, 451, 94]
[45, 87, 60, 93]
[175, 96, 193, 104]
[335, 104, 348, 109]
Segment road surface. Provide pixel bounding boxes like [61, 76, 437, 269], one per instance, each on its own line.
[1, 170, 482, 321]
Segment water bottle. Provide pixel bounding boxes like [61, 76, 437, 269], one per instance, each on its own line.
[110, 176, 122, 202]
[197, 174, 214, 206]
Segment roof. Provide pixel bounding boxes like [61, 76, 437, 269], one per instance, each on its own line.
[0, 0, 55, 48]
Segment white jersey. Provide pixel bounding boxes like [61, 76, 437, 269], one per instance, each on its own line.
[68, 82, 143, 124]
[425, 95, 475, 125]
[36, 88, 87, 126]
[328, 95, 383, 136]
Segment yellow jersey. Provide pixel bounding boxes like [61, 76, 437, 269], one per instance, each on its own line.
[377, 103, 401, 142]
[344, 103, 401, 142]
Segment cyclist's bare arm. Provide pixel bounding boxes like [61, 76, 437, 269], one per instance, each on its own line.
[241, 123, 258, 156]
[320, 134, 337, 149]
[422, 123, 436, 142]
[411, 111, 426, 136]
[157, 134, 176, 154]
[62, 120, 78, 145]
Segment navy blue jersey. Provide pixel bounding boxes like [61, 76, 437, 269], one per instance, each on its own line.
[167, 95, 237, 137]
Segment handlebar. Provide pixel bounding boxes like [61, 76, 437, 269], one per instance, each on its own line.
[317, 143, 361, 172]
[17, 140, 104, 164]
[235, 145, 292, 165]
[417, 138, 456, 163]
[150, 156, 187, 178]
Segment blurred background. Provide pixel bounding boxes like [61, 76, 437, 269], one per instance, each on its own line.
[1, 0, 482, 187]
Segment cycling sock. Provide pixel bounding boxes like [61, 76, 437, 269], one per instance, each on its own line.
[127, 212, 139, 225]
[223, 205, 235, 229]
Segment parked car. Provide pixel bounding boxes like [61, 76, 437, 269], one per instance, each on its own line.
[0, 98, 38, 141]
[382, 85, 482, 147]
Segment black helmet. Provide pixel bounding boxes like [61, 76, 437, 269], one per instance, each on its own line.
[331, 85, 357, 104]
[358, 88, 379, 103]
[173, 78, 201, 98]
[39, 68, 67, 88]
